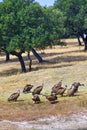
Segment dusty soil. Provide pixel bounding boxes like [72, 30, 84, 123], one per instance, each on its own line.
[0, 112, 87, 130]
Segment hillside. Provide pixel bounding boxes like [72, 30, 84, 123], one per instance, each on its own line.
[0, 38, 87, 122]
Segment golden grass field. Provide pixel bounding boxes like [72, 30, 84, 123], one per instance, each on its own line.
[0, 38, 87, 121]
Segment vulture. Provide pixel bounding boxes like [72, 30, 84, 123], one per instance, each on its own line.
[32, 83, 43, 95]
[67, 85, 77, 97]
[51, 80, 62, 94]
[71, 82, 84, 93]
[32, 95, 41, 104]
[23, 84, 34, 93]
[55, 85, 67, 96]
[42, 93, 57, 103]
[8, 90, 20, 102]
[53, 80, 62, 88]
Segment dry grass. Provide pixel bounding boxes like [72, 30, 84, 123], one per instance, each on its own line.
[0, 38, 87, 121]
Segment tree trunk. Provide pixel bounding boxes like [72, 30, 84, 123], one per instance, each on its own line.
[18, 54, 26, 72]
[77, 35, 82, 46]
[80, 33, 87, 50]
[10, 51, 26, 73]
[1, 48, 10, 62]
[27, 51, 32, 71]
[84, 39, 87, 50]
[6, 52, 10, 62]
[31, 48, 43, 63]
[32, 48, 49, 63]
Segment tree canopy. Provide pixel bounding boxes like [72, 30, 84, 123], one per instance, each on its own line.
[0, 0, 65, 72]
[0, 0, 65, 52]
[54, 0, 87, 36]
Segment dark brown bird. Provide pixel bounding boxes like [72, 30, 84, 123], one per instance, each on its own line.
[71, 82, 84, 93]
[23, 84, 33, 93]
[67, 85, 77, 96]
[53, 80, 62, 88]
[51, 80, 62, 94]
[32, 95, 41, 104]
[8, 90, 20, 102]
[55, 85, 67, 96]
[42, 93, 58, 103]
[32, 84, 43, 95]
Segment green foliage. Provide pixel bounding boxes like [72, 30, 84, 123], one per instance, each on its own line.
[0, 0, 65, 53]
[54, 0, 87, 35]
[1, 0, 87, 53]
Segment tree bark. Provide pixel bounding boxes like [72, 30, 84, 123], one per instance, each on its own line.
[27, 51, 32, 71]
[78, 30, 87, 50]
[31, 48, 43, 63]
[79, 33, 87, 50]
[1, 48, 10, 62]
[6, 52, 10, 62]
[10, 51, 26, 72]
[32, 48, 49, 63]
[77, 35, 82, 46]
[84, 39, 87, 50]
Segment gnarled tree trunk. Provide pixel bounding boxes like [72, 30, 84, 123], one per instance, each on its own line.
[31, 48, 49, 63]
[10, 51, 26, 73]
[77, 35, 82, 46]
[31, 48, 43, 63]
[78, 30, 87, 50]
[6, 52, 10, 62]
[27, 51, 32, 71]
[80, 34, 87, 50]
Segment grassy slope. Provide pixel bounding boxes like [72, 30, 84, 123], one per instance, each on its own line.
[0, 38, 87, 121]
